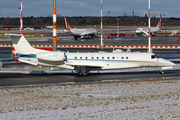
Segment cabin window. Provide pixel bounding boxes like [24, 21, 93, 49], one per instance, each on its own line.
[102, 57, 104, 59]
[112, 57, 115, 59]
[75, 57, 77, 59]
[126, 57, 128, 59]
[85, 57, 88, 59]
[151, 55, 156, 59]
[91, 57, 94, 59]
[122, 57, 124, 59]
[107, 57, 110, 59]
[80, 57, 82, 59]
[97, 57, 99, 59]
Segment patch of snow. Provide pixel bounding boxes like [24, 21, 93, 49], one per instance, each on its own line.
[0, 78, 180, 119]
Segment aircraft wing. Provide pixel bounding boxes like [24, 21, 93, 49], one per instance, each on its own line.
[70, 63, 141, 70]
[142, 30, 149, 36]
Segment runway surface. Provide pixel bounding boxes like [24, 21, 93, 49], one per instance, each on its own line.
[0, 70, 180, 87]
[1, 29, 180, 87]
[1, 36, 180, 46]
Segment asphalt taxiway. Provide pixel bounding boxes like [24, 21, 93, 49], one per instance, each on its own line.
[0, 70, 180, 87]
[1, 29, 180, 87]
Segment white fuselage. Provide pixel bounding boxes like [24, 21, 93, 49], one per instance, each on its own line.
[63, 28, 98, 37]
[19, 52, 175, 71]
[65, 52, 174, 69]
[136, 27, 160, 35]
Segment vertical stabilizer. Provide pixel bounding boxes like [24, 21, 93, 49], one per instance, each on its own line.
[156, 19, 162, 29]
[63, 18, 71, 30]
[8, 34, 47, 55]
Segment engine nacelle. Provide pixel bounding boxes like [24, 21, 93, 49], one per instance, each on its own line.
[36, 52, 66, 61]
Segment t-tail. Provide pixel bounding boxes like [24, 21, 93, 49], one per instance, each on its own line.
[5, 34, 67, 67]
[6, 34, 46, 55]
[156, 19, 162, 29]
[63, 18, 71, 31]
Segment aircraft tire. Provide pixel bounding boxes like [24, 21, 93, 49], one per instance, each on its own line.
[78, 72, 86, 76]
[160, 71, 164, 74]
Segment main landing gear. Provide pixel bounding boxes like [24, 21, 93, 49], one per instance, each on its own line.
[74, 36, 78, 40]
[78, 72, 86, 76]
[78, 67, 87, 76]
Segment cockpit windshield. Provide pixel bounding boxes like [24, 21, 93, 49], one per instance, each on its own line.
[155, 54, 160, 58]
[151, 54, 160, 59]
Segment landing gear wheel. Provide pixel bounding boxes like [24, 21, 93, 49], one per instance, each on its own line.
[78, 72, 83, 76]
[91, 35, 94, 39]
[160, 71, 164, 74]
[78, 72, 86, 76]
[78, 67, 87, 76]
[74, 36, 78, 40]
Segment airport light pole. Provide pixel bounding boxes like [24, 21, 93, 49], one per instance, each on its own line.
[100, 0, 103, 48]
[19, 0, 23, 35]
[148, 0, 151, 53]
[53, 0, 57, 51]
[117, 18, 119, 37]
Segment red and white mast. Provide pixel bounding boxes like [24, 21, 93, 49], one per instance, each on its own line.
[20, 0, 23, 35]
[53, 0, 57, 51]
[100, 0, 103, 48]
[148, 0, 151, 52]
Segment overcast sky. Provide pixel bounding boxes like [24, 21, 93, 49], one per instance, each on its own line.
[0, 0, 179, 18]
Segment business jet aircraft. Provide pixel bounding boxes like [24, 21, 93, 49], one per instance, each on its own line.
[63, 18, 98, 40]
[7, 34, 175, 76]
[136, 19, 162, 36]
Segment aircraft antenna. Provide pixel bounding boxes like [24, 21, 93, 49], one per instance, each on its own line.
[148, 0, 151, 53]
[53, 0, 57, 51]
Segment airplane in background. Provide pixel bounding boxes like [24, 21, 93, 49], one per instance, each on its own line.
[135, 19, 162, 36]
[24, 27, 35, 30]
[6, 34, 175, 76]
[63, 18, 98, 40]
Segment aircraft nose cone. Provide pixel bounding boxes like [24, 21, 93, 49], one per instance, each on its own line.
[159, 58, 176, 66]
[170, 61, 176, 66]
[166, 60, 176, 66]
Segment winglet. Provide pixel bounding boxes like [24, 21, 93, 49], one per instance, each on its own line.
[63, 18, 71, 31]
[156, 19, 162, 29]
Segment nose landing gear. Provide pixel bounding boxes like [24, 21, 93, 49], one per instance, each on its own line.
[160, 70, 164, 74]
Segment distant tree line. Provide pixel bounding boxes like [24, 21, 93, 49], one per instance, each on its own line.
[1, 16, 180, 27]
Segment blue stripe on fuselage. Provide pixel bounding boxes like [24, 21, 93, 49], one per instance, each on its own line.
[16, 53, 36, 59]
